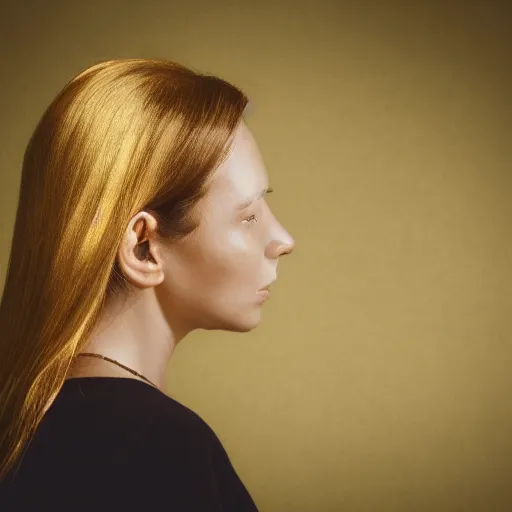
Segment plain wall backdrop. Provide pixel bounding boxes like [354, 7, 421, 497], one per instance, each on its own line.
[0, 1, 511, 510]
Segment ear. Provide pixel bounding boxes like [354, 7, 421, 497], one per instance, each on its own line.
[116, 211, 165, 290]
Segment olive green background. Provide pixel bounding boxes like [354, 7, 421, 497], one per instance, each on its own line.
[1, 1, 511, 510]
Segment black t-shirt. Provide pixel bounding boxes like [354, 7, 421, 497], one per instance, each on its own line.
[0, 377, 259, 511]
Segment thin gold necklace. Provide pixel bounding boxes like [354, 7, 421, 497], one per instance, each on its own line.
[76, 352, 159, 390]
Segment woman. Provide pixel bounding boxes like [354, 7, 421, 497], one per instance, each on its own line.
[0, 58, 295, 510]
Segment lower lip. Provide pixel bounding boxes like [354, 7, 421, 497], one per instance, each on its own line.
[257, 289, 270, 301]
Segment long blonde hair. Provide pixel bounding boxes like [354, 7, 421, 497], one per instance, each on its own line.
[0, 58, 249, 480]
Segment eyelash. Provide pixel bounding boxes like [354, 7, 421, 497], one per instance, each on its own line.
[243, 214, 258, 225]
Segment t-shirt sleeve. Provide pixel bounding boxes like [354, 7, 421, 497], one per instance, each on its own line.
[204, 424, 260, 512]
[139, 405, 259, 511]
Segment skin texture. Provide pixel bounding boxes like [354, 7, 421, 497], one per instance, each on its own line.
[65, 120, 295, 391]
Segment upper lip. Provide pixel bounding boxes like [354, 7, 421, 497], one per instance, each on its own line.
[259, 280, 276, 291]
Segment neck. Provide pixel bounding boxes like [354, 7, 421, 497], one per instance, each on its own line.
[66, 352, 164, 391]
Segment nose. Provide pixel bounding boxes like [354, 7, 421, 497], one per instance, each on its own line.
[266, 230, 296, 259]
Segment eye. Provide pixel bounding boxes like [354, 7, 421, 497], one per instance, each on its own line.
[242, 214, 258, 225]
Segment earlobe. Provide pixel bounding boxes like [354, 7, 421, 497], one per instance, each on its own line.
[117, 243, 165, 289]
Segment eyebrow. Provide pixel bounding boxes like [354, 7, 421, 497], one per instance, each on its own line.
[236, 187, 273, 210]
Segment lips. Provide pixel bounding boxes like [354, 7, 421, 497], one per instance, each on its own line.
[257, 279, 275, 301]
[259, 280, 275, 292]
[256, 289, 270, 301]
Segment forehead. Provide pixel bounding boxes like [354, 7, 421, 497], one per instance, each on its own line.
[206, 121, 268, 204]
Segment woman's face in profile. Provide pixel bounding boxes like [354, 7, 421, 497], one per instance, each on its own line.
[159, 121, 295, 334]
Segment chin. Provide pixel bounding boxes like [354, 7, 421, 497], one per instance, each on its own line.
[202, 307, 263, 333]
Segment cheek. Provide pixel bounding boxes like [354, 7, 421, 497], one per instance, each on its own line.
[227, 230, 248, 251]
[200, 229, 260, 289]
[167, 227, 262, 302]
